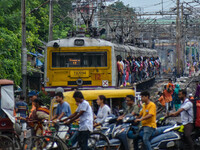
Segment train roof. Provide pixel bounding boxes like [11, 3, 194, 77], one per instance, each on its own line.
[47, 37, 114, 47]
[46, 37, 157, 57]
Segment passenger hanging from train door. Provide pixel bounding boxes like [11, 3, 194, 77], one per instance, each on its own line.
[124, 59, 130, 87]
[117, 55, 123, 87]
[143, 57, 148, 79]
[135, 57, 140, 81]
[122, 59, 126, 86]
[126, 55, 132, 85]
[139, 56, 144, 80]
[131, 57, 137, 83]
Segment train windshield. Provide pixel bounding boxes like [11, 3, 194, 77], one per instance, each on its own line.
[52, 51, 107, 67]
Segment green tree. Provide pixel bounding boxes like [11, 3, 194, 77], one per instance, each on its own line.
[0, 0, 74, 86]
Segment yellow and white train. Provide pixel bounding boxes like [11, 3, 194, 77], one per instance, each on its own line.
[44, 37, 157, 91]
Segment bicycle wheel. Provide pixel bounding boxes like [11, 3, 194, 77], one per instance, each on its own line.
[0, 135, 14, 150]
[13, 134, 22, 150]
[88, 131, 110, 150]
[30, 136, 66, 150]
[22, 136, 38, 150]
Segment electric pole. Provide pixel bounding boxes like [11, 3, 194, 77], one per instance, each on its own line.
[48, 0, 53, 41]
[176, 0, 181, 76]
[21, 0, 27, 99]
[181, 3, 185, 74]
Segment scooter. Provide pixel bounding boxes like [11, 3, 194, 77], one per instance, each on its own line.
[131, 119, 200, 150]
[112, 115, 177, 150]
[111, 114, 139, 150]
[95, 114, 118, 140]
[95, 114, 134, 149]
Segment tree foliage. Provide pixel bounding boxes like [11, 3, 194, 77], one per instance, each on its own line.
[0, 0, 74, 86]
[100, 1, 136, 43]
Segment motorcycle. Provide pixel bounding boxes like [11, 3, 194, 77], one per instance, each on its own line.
[131, 118, 200, 150]
[111, 114, 139, 150]
[95, 114, 134, 150]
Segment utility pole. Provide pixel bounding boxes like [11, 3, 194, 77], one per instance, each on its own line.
[48, 0, 53, 41]
[176, 0, 181, 76]
[181, 3, 185, 74]
[21, 0, 27, 99]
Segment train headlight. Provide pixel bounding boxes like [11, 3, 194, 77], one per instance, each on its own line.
[53, 42, 59, 48]
[76, 79, 83, 85]
[74, 39, 84, 46]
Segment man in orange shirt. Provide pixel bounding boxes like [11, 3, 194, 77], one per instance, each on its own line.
[134, 91, 156, 150]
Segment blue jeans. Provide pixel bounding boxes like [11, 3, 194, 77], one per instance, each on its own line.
[143, 126, 155, 150]
[70, 130, 78, 146]
[77, 131, 90, 150]
[133, 126, 155, 150]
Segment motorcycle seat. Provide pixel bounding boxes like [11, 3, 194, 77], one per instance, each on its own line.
[139, 125, 173, 138]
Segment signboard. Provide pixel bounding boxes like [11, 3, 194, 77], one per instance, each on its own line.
[70, 71, 89, 77]
[69, 58, 80, 66]
[102, 80, 108, 87]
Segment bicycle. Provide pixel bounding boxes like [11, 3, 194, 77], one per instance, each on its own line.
[30, 121, 110, 150]
[21, 119, 44, 150]
[0, 130, 21, 150]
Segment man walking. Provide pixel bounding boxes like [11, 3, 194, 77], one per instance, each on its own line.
[63, 91, 93, 150]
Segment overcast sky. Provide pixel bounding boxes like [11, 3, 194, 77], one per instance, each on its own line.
[121, 0, 193, 12]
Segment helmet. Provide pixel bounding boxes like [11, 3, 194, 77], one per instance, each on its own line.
[55, 87, 64, 94]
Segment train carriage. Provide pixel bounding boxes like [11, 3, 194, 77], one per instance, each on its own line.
[44, 37, 157, 91]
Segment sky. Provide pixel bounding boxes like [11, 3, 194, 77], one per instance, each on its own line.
[121, 0, 194, 13]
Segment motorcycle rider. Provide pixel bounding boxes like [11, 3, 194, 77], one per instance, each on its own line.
[168, 89, 194, 150]
[117, 95, 139, 121]
[134, 91, 157, 150]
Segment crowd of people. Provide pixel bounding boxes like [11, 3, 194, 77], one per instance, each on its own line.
[14, 86, 197, 150]
[117, 55, 161, 87]
[157, 79, 200, 112]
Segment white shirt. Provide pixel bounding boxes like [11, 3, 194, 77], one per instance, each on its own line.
[76, 100, 93, 132]
[95, 105, 111, 124]
[180, 99, 193, 125]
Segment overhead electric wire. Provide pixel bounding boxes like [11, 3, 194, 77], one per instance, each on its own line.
[143, 0, 172, 8]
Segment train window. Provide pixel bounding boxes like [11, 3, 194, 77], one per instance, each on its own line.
[52, 51, 107, 67]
